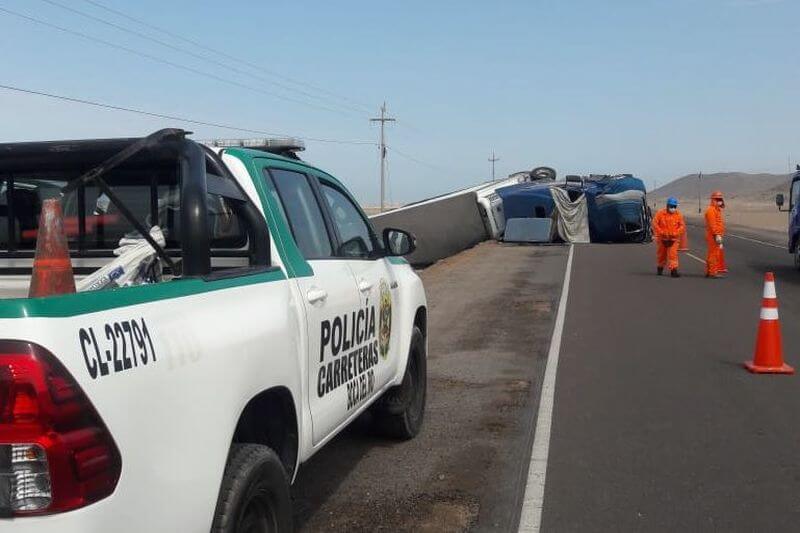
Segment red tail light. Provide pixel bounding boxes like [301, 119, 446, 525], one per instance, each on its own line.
[0, 341, 121, 515]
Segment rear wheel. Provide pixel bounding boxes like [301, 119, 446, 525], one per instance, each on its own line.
[212, 444, 292, 533]
[374, 326, 427, 439]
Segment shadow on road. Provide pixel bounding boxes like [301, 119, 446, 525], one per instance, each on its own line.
[290, 413, 385, 530]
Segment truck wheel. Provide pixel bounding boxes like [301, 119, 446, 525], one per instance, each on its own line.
[211, 444, 292, 533]
[374, 326, 427, 440]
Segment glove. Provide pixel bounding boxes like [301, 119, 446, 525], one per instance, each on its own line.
[715, 235, 722, 245]
[719, 243, 723, 250]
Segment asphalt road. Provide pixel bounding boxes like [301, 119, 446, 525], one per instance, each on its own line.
[292, 241, 569, 532]
[542, 223, 800, 531]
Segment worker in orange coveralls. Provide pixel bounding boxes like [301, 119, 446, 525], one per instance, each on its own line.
[653, 197, 685, 277]
[705, 190, 726, 278]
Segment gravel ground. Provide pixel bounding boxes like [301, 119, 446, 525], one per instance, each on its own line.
[292, 241, 568, 532]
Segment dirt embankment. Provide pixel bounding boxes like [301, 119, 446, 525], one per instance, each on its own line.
[680, 200, 788, 233]
[649, 171, 792, 233]
[649, 198, 787, 234]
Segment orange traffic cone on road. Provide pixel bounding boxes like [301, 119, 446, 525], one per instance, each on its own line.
[744, 272, 793, 374]
[720, 248, 728, 273]
[679, 229, 689, 251]
[28, 198, 76, 298]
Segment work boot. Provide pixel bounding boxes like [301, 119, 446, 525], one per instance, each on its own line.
[670, 269, 681, 278]
[657, 267, 664, 276]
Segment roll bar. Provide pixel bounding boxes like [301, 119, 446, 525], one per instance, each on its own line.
[53, 128, 269, 278]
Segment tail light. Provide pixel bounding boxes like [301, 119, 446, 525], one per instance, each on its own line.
[0, 341, 121, 516]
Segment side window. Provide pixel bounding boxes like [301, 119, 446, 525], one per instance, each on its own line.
[792, 180, 800, 210]
[319, 181, 377, 259]
[264, 168, 333, 259]
[0, 171, 247, 252]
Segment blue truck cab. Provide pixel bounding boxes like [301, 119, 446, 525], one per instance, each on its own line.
[777, 165, 800, 267]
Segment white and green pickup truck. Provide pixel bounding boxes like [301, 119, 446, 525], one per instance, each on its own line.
[0, 129, 427, 532]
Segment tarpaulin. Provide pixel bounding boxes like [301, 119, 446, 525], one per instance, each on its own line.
[550, 186, 590, 243]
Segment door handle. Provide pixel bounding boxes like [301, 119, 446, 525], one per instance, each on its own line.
[358, 279, 373, 293]
[306, 288, 328, 304]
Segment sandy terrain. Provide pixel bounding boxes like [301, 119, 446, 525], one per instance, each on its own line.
[651, 199, 788, 233]
[687, 201, 787, 232]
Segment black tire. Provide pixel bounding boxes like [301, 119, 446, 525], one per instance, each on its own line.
[374, 326, 427, 440]
[794, 245, 800, 270]
[211, 444, 292, 533]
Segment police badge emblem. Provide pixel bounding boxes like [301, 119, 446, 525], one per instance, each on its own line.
[378, 279, 392, 359]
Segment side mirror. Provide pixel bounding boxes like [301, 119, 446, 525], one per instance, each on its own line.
[382, 228, 416, 257]
[776, 193, 785, 209]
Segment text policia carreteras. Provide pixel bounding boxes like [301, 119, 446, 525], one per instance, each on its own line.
[317, 301, 380, 410]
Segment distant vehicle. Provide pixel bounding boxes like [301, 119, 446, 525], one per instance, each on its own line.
[775, 165, 800, 267]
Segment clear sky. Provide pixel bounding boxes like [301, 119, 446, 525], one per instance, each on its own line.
[0, 0, 798, 204]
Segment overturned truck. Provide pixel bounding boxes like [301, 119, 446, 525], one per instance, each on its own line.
[496, 169, 651, 244]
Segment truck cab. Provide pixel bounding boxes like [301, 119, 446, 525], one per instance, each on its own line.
[776, 165, 800, 267]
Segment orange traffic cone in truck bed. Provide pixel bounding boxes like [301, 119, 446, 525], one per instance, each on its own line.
[744, 272, 793, 374]
[28, 198, 76, 298]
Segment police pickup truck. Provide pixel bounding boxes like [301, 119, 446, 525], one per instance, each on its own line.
[0, 129, 427, 532]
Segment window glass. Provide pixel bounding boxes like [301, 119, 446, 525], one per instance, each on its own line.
[319, 181, 376, 258]
[0, 170, 247, 252]
[266, 168, 332, 259]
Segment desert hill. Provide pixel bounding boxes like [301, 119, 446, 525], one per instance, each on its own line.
[651, 172, 790, 205]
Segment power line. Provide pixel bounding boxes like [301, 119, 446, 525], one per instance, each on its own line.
[38, 0, 369, 118]
[387, 146, 453, 174]
[81, 0, 374, 114]
[77, 0, 431, 141]
[0, 5, 360, 119]
[0, 83, 377, 145]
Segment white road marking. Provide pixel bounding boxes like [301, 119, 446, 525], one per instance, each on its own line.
[725, 232, 784, 249]
[685, 252, 706, 264]
[686, 224, 784, 249]
[518, 244, 574, 532]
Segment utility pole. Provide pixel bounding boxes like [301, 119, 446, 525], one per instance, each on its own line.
[697, 171, 702, 214]
[370, 102, 395, 212]
[488, 151, 500, 181]
[653, 180, 658, 208]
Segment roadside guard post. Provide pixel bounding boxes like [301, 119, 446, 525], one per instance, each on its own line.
[744, 272, 794, 374]
[28, 198, 76, 298]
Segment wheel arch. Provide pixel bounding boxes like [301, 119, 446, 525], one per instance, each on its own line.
[231, 386, 299, 480]
[413, 305, 427, 344]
